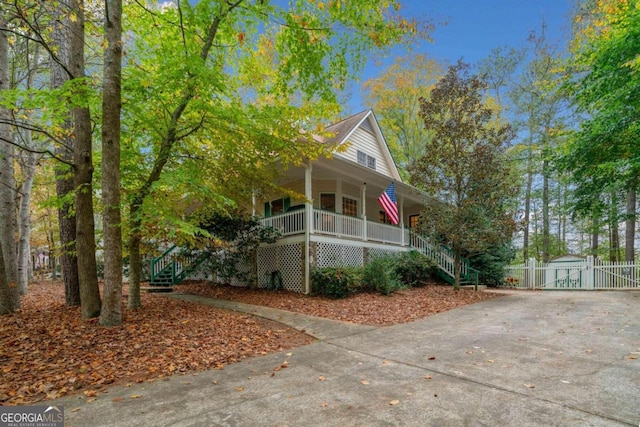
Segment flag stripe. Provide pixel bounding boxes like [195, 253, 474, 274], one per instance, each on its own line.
[378, 183, 399, 225]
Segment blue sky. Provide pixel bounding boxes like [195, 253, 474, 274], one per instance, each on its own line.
[348, 0, 573, 112]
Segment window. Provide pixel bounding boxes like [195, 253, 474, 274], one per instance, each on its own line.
[367, 156, 376, 170]
[409, 214, 420, 229]
[379, 210, 393, 225]
[320, 193, 336, 212]
[264, 197, 290, 217]
[357, 150, 376, 170]
[357, 150, 367, 165]
[342, 197, 358, 217]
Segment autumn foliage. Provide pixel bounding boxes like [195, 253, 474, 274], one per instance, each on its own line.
[1, 279, 500, 406]
[0, 281, 311, 405]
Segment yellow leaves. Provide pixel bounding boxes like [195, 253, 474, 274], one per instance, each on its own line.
[70, 12, 77, 23]
[389, 399, 400, 405]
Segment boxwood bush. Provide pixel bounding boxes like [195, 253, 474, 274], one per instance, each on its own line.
[394, 250, 437, 287]
[362, 254, 404, 296]
[311, 266, 361, 299]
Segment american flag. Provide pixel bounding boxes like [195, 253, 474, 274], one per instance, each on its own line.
[378, 182, 399, 225]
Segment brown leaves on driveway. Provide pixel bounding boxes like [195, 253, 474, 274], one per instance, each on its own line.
[1, 280, 501, 406]
[0, 281, 311, 406]
[178, 281, 502, 326]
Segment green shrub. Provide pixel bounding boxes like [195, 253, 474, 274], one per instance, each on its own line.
[362, 254, 403, 295]
[394, 250, 437, 287]
[311, 266, 361, 299]
[469, 244, 515, 287]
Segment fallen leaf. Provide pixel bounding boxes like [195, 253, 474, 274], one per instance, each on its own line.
[360, 380, 369, 385]
[318, 376, 326, 381]
[560, 380, 570, 384]
[71, 408, 81, 413]
[237, 387, 244, 392]
[130, 394, 143, 399]
[389, 399, 400, 405]
[523, 383, 535, 389]
[83, 390, 97, 397]
[627, 355, 638, 360]
[487, 359, 494, 363]
[320, 403, 328, 408]
[424, 375, 432, 380]
[428, 356, 436, 360]
[112, 397, 124, 402]
[86, 398, 96, 403]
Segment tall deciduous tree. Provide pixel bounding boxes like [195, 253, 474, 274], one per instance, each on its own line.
[412, 62, 517, 290]
[49, 0, 81, 306]
[123, 0, 426, 308]
[68, 0, 101, 318]
[0, 9, 19, 313]
[561, 0, 639, 261]
[99, 0, 123, 326]
[362, 54, 443, 178]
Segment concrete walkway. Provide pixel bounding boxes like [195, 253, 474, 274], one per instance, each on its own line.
[53, 291, 640, 426]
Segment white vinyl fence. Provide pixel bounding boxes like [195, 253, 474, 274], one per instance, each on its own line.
[503, 257, 640, 290]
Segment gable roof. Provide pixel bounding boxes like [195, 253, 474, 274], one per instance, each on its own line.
[322, 110, 402, 182]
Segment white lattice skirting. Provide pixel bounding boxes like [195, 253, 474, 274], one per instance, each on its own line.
[256, 243, 304, 293]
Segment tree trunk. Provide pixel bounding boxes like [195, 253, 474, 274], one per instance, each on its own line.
[16, 46, 41, 294]
[453, 252, 461, 291]
[127, 216, 142, 309]
[522, 114, 535, 261]
[51, 0, 80, 306]
[609, 191, 620, 262]
[591, 220, 599, 257]
[625, 187, 636, 263]
[542, 158, 550, 263]
[127, 11, 231, 308]
[0, 239, 16, 314]
[17, 150, 39, 293]
[0, 12, 19, 308]
[99, 0, 123, 326]
[70, 0, 101, 318]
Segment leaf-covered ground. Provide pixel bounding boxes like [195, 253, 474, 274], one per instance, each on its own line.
[1, 280, 501, 406]
[177, 281, 502, 326]
[0, 280, 312, 406]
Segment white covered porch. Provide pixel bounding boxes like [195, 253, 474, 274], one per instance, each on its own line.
[259, 208, 411, 246]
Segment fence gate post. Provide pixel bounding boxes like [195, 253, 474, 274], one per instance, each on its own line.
[586, 255, 594, 290]
[528, 257, 536, 289]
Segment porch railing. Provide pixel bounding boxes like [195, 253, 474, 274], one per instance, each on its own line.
[367, 221, 403, 244]
[259, 209, 406, 244]
[259, 210, 305, 236]
[314, 210, 365, 239]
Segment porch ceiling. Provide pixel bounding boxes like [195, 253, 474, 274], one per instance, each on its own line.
[278, 156, 434, 206]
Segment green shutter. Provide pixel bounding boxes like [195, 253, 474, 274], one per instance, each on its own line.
[264, 202, 271, 218]
[284, 197, 291, 212]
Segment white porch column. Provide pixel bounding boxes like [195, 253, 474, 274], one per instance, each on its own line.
[304, 161, 313, 294]
[362, 183, 367, 241]
[400, 195, 405, 246]
[251, 190, 256, 217]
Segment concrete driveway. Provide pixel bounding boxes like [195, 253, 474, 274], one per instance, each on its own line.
[54, 291, 640, 426]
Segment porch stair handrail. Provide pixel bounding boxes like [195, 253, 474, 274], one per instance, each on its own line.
[150, 246, 207, 286]
[409, 233, 479, 286]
